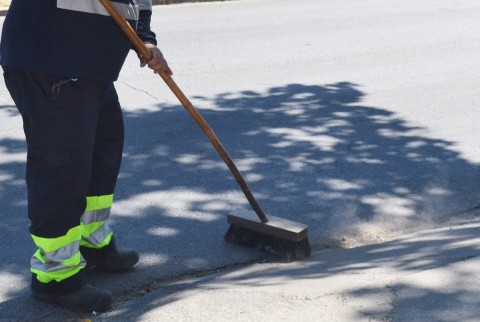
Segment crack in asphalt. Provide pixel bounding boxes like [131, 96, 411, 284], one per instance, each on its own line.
[118, 81, 161, 101]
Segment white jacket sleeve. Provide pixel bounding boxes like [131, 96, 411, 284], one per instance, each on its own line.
[138, 0, 153, 11]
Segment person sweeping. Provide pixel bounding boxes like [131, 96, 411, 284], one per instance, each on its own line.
[0, 0, 172, 312]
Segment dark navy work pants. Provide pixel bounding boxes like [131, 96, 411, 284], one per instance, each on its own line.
[3, 66, 124, 293]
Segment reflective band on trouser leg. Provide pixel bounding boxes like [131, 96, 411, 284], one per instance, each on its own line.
[80, 195, 114, 249]
[31, 226, 86, 283]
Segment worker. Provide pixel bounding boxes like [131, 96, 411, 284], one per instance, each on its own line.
[0, 0, 172, 312]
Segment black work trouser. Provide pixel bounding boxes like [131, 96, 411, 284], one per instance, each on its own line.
[3, 66, 124, 293]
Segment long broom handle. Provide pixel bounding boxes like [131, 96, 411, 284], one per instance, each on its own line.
[99, 0, 269, 223]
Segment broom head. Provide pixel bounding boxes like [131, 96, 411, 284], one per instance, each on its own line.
[225, 209, 311, 261]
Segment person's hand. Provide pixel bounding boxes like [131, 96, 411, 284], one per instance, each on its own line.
[139, 43, 173, 75]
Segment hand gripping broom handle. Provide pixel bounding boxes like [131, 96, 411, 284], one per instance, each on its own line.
[99, 0, 269, 223]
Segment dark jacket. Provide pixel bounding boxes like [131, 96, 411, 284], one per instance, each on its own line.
[0, 0, 156, 81]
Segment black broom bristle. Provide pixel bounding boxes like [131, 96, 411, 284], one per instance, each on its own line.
[224, 224, 311, 261]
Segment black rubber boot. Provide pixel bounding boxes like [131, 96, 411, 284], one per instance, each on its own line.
[32, 284, 113, 312]
[81, 237, 139, 271]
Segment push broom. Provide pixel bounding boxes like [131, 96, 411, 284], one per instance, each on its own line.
[99, 0, 311, 260]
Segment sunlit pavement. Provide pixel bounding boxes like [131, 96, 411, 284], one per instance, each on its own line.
[1, 0, 480, 320]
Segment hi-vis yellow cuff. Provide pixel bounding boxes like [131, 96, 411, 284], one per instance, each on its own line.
[31, 253, 85, 283]
[30, 229, 86, 283]
[81, 194, 114, 249]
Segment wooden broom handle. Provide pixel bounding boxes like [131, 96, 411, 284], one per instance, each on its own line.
[99, 0, 269, 223]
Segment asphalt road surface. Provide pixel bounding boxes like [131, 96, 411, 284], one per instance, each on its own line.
[1, 0, 480, 319]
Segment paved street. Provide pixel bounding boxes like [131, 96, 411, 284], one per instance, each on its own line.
[101, 222, 480, 321]
[1, 0, 480, 320]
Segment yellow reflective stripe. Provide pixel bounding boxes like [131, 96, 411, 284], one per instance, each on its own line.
[32, 265, 84, 283]
[31, 252, 85, 283]
[82, 222, 104, 238]
[81, 222, 113, 249]
[85, 194, 114, 212]
[80, 231, 113, 249]
[31, 226, 81, 253]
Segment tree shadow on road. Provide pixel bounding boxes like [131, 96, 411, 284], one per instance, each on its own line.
[1, 82, 480, 320]
[97, 224, 480, 321]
